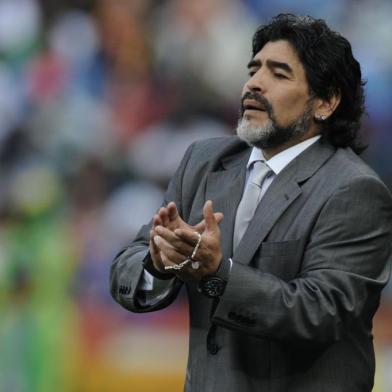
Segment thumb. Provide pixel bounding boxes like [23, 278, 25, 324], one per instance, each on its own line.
[203, 200, 218, 233]
[193, 212, 224, 233]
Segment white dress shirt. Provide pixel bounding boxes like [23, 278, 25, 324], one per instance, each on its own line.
[138, 135, 321, 299]
[246, 134, 321, 195]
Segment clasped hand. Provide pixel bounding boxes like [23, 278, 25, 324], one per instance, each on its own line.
[149, 200, 224, 281]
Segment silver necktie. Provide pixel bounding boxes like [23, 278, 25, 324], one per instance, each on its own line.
[233, 161, 272, 250]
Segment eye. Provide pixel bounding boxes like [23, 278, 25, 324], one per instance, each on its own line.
[274, 73, 287, 79]
[248, 70, 256, 77]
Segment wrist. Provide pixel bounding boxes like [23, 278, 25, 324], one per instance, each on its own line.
[198, 258, 231, 298]
[143, 253, 175, 280]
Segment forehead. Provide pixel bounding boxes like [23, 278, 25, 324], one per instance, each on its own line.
[253, 39, 306, 78]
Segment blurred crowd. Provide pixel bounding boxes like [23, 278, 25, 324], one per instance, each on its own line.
[0, 0, 391, 391]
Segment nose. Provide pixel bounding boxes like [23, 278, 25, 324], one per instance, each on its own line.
[243, 69, 265, 95]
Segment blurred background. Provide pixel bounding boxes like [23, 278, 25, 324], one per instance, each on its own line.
[0, 0, 391, 391]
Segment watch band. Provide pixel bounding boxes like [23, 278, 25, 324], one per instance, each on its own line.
[215, 257, 232, 281]
[198, 258, 232, 298]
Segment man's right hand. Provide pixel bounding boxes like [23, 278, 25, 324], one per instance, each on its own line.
[149, 202, 223, 272]
[149, 213, 167, 273]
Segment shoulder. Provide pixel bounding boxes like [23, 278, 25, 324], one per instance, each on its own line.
[321, 146, 392, 205]
[322, 145, 388, 187]
[184, 135, 249, 166]
[188, 135, 244, 155]
[334, 147, 381, 178]
[299, 142, 392, 214]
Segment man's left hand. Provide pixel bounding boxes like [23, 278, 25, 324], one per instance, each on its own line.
[153, 200, 223, 280]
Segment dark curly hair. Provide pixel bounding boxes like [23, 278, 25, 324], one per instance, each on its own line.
[252, 14, 366, 154]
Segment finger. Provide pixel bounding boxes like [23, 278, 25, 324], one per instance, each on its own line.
[155, 225, 194, 255]
[150, 229, 157, 245]
[214, 212, 224, 224]
[193, 212, 224, 232]
[160, 251, 170, 265]
[167, 202, 179, 221]
[149, 239, 162, 265]
[149, 231, 164, 269]
[152, 214, 163, 228]
[173, 229, 201, 248]
[158, 207, 170, 226]
[159, 251, 175, 267]
[153, 235, 188, 264]
[149, 237, 159, 255]
[150, 229, 162, 255]
[203, 200, 218, 233]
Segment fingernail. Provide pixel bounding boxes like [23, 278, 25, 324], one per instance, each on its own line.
[154, 236, 161, 245]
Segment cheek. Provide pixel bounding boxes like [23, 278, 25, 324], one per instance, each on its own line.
[273, 91, 309, 118]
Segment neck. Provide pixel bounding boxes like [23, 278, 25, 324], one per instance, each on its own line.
[262, 132, 320, 160]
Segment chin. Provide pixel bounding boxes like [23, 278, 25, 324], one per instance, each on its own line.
[236, 118, 274, 147]
[236, 116, 309, 150]
[243, 111, 267, 125]
[242, 117, 266, 129]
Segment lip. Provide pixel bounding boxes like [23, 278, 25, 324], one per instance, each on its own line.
[243, 99, 266, 112]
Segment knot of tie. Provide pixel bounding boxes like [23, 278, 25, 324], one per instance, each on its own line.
[249, 161, 272, 188]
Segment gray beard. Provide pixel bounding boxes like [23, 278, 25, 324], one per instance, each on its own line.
[236, 106, 313, 150]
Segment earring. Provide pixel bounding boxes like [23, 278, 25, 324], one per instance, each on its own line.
[316, 114, 327, 121]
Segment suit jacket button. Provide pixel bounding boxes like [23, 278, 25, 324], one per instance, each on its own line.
[208, 343, 219, 355]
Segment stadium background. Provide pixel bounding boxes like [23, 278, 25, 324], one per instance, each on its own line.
[0, 0, 391, 391]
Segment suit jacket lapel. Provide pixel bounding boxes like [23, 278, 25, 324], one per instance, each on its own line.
[233, 139, 336, 264]
[205, 147, 251, 261]
[233, 171, 302, 263]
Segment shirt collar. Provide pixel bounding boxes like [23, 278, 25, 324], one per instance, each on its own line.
[247, 135, 321, 175]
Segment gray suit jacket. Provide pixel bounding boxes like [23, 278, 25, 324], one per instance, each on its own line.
[110, 136, 392, 392]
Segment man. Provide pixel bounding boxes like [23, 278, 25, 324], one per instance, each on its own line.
[110, 14, 392, 392]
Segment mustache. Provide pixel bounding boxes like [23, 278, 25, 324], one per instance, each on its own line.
[240, 92, 273, 117]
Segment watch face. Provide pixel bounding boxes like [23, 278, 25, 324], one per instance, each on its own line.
[202, 277, 226, 297]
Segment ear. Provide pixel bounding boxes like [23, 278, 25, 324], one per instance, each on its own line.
[313, 92, 341, 121]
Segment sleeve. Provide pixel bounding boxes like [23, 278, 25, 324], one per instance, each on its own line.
[139, 270, 155, 291]
[109, 142, 195, 313]
[136, 269, 177, 307]
[212, 176, 392, 346]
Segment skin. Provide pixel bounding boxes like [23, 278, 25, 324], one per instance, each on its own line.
[150, 40, 341, 280]
[243, 40, 340, 159]
[151, 201, 223, 280]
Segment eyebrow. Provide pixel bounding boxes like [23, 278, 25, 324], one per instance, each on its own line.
[247, 59, 294, 75]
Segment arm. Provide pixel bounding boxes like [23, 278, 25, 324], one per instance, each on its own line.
[213, 176, 392, 345]
[109, 142, 196, 312]
[109, 245, 181, 313]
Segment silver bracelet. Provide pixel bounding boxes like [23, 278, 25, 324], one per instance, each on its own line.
[164, 232, 202, 271]
[164, 258, 191, 271]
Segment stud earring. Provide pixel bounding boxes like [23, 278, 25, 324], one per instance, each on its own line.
[316, 114, 327, 121]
